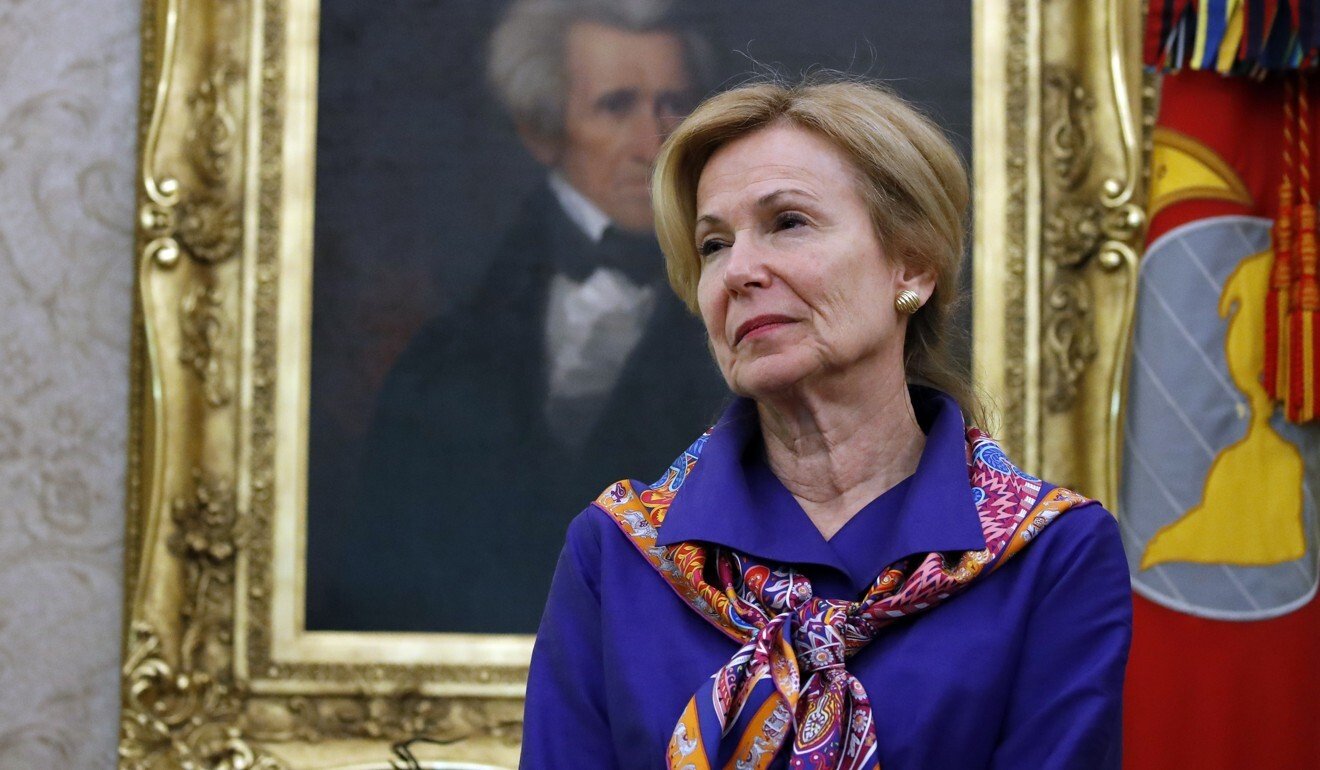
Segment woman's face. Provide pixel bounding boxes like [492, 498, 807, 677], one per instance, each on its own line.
[693, 123, 931, 400]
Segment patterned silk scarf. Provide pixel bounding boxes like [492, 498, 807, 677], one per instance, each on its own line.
[594, 424, 1090, 770]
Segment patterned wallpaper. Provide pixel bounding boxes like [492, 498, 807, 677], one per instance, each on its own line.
[0, 0, 138, 765]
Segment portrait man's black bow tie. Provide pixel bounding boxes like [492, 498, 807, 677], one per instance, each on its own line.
[559, 226, 665, 285]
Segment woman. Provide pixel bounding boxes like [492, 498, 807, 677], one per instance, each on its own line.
[521, 79, 1132, 769]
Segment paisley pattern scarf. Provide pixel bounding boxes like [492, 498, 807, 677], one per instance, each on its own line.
[594, 424, 1090, 770]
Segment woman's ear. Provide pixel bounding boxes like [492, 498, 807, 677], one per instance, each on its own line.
[895, 260, 938, 303]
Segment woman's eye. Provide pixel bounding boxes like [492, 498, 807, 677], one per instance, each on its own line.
[698, 239, 727, 258]
[775, 213, 808, 231]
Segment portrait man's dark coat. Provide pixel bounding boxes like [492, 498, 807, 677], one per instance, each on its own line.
[321, 183, 728, 632]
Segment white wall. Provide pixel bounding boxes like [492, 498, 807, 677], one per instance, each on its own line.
[0, 0, 138, 765]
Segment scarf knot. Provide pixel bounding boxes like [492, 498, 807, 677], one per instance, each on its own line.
[793, 601, 851, 674]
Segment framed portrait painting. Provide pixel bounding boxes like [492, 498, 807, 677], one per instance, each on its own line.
[120, 0, 1145, 766]
[303, 0, 975, 637]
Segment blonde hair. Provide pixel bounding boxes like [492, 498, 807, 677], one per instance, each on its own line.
[651, 77, 983, 426]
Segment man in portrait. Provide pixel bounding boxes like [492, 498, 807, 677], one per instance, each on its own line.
[329, 0, 728, 633]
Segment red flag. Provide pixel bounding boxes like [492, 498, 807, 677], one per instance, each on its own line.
[1124, 70, 1320, 770]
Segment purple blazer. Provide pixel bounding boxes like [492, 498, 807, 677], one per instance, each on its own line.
[521, 390, 1132, 769]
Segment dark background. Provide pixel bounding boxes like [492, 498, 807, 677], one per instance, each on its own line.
[306, 0, 973, 633]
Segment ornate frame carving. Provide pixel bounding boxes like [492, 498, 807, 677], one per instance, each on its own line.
[121, 0, 1146, 766]
[974, 0, 1150, 504]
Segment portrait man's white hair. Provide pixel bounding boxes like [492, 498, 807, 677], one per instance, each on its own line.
[487, 0, 716, 140]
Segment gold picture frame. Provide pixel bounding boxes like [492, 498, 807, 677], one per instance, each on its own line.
[119, 0, 1148, 767]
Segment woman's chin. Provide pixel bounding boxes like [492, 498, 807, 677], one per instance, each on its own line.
[727, 357, 816, 400]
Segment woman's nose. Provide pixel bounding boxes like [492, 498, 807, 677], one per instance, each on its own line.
[722, 237, 771, 293]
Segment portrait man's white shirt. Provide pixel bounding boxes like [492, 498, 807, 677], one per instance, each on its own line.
[544, 172, 657, 446]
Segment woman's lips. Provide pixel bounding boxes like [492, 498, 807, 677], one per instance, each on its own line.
[733, 314, 796, 345]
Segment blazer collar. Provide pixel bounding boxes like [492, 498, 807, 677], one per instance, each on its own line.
[653, 387, 989, 593]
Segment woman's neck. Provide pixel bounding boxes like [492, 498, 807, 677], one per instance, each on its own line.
[757, 366, 925, 540]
